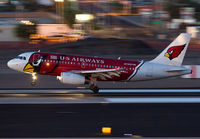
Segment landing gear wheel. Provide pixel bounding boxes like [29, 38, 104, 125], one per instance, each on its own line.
[31, 81, 36, 86]
[89, 84, 99, 94]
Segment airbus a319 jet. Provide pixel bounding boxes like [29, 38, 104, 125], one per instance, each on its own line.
[7, 33, 192, 93]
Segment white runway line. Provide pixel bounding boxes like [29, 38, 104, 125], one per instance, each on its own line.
[100, 89, 200, 93]
[1, 97, 200, 104]
[106, 97, 200, 103]
[0, 89, 93, 94]
[0, 89, 200, 94]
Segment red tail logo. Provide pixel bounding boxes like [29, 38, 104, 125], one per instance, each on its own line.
[164, 44, 186, 60]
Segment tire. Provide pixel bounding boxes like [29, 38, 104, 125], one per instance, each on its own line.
[31, 82, 36, 86]
[89, 84, 99, 94]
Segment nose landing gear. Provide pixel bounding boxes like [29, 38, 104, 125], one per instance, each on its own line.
[31, 73, 37, 86]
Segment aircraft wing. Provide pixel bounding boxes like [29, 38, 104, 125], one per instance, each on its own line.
[72, 69, 121, 80]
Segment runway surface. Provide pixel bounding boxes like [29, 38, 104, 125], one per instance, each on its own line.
[0, 103, 200, 137]
[0, 89, 199, 137]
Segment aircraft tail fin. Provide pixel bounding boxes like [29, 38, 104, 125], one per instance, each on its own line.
[151, 33, 191, 66]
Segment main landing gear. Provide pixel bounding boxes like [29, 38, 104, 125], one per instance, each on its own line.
[89, 84, 99, 94]
[31, 73, 37, 86]
[89, 77, 99, 94]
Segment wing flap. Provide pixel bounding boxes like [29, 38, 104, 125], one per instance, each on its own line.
[72, 69, 121, 80]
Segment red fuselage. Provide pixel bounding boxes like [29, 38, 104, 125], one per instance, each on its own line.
[26, 52, 142, 81]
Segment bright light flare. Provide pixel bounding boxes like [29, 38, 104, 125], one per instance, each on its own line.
[32, 73, 37, 80]
[54, 0, 64, 2]
[46, 63, 50, 66]
[21, 20, 35, 25]
[75, 14, 94, 22]
[33, 76, 37, 80]
[57, 76, 62, 80]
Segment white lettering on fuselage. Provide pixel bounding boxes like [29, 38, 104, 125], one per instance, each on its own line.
[124, 63, 136, 66]
[54, 56, 105, 64]
[50, 55, 57, 59]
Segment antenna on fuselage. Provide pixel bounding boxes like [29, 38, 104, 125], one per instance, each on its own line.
[118, 57, 121, 60]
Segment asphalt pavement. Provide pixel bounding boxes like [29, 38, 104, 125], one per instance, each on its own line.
[0, 103, 200, 137]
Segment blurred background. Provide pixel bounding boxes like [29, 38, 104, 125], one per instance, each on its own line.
[1, 0, 200, 88]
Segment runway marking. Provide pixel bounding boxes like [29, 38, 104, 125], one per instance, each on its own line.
[99, 89, 200, 93]
[106, 97, 200, 103]
[1, 97, 200, 104]
[1, 89, 200, 94]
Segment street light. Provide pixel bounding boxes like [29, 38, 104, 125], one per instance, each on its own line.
[55, 0, 64, 24]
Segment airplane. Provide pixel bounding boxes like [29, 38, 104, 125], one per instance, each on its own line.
[7, 33, 192, 93]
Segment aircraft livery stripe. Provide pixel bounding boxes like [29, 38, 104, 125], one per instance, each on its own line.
[127, 60, 144, 81]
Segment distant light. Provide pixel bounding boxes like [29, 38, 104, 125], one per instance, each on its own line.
[75, 14, 94, 22]
[20, 20, 35, 25]
[102, 127, 111, 134]
[54, 0, 64, 2]
[46, 63, 50, 66]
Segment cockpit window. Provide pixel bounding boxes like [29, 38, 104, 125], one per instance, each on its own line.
[16, 56, 26, 60]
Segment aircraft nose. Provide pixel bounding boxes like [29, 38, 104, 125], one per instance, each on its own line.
[7, 59, 15, 69]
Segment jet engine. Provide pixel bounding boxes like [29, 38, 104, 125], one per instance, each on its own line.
[59, 72, 87, 85]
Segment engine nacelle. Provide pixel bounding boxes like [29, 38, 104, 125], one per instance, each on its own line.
[60, 72, 86, 85]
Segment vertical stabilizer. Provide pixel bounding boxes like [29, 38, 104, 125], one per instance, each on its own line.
[151, 33, 191, 66]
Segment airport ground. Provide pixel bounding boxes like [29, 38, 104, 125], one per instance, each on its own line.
[0, 103, 200, 138]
